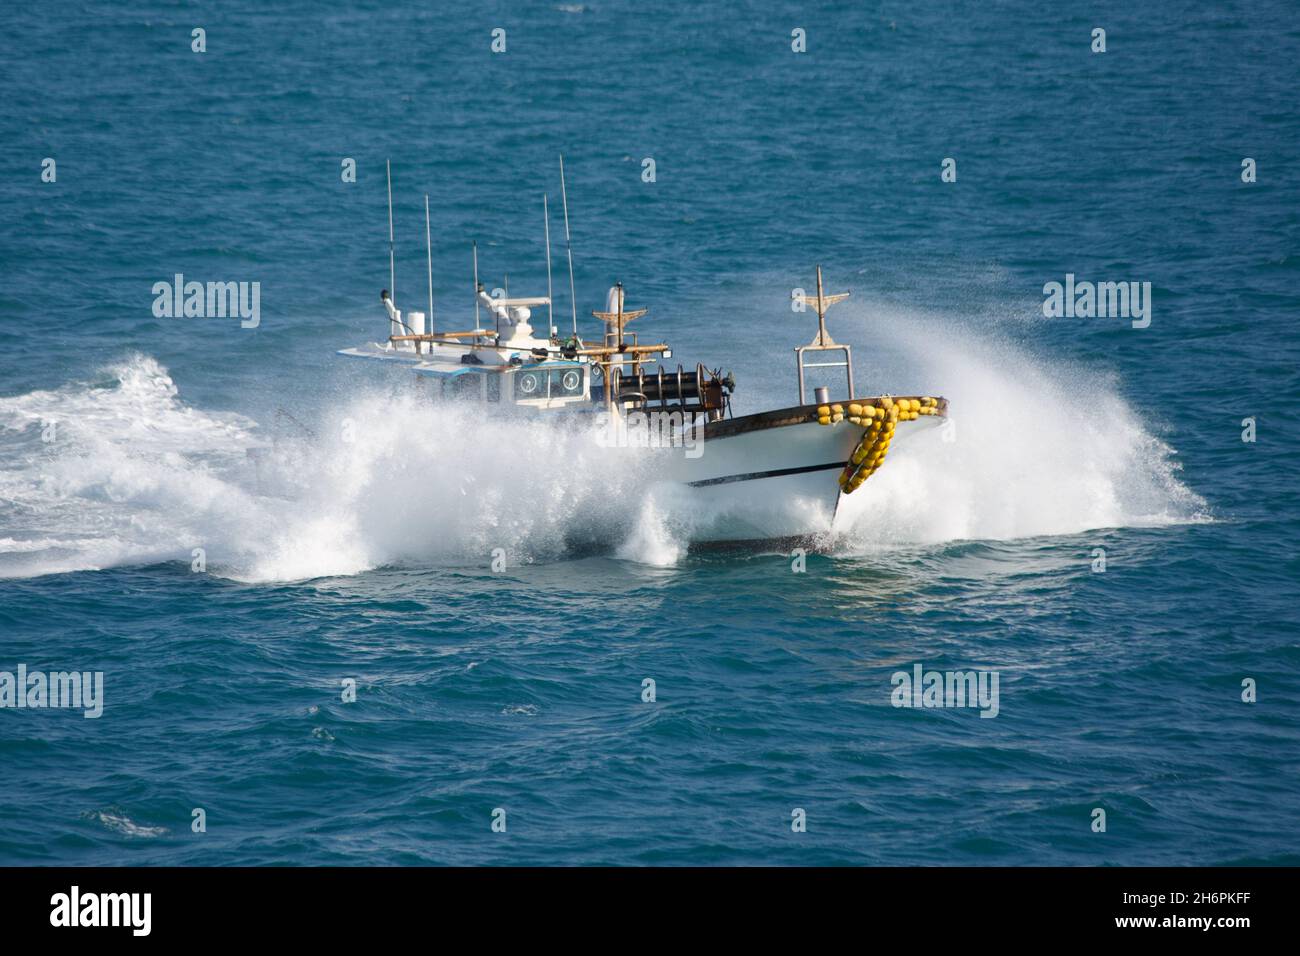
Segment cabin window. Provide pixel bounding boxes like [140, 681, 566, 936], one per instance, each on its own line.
[484, 373, 500, 403]
[448, 374, 483, 401]
[516, 370, 545, 399]
[550, 367, 584, 398]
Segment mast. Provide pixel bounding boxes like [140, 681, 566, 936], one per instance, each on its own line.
[424, 193, 434, 342]
[807, 264, 849, 347]
[386, 159, 395, 302]
[616, 282, 624, 350]
[815, 264, 826, 343]
[559, 154, 578, 337]
[499, 274, 507, 337]
[472, 240, 480, 330]
[794, 265, 853, 402]
[543, 195, 554, 336]
[590, 284, 648, 415]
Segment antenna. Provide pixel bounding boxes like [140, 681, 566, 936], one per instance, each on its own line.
[498, 273, 507, 337]
[386, 159, 395, 302]
[424, 193, 434, 338]
[543, 195, 554, 335]
[472, 240, 480, 330]
[559, 154, 578, 337]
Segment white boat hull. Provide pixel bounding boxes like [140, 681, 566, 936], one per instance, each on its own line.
[659, 402, 944, 545]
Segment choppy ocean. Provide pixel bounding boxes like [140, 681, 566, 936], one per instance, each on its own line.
[1, 1, 1298, 865]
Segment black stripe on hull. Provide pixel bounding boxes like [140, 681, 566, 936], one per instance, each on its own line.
[685, 461, 846, 487]
[687, 533, 829, 554]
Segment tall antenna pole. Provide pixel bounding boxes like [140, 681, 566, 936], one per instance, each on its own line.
[499, 273, 507, 337]
[559, 154, 578, 337]
[424, 193, 434, 343]
[472, 241, 480, 330]
[386, 159, 395, 302]
[543, 195, 554, 335]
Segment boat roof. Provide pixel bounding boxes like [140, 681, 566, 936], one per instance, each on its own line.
[411, 358, 586, 379]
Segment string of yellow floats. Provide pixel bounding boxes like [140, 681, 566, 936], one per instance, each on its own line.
[813, 396, 942, 495]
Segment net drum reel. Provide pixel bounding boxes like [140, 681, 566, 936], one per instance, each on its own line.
[614, 363, 731, 420]
[591, 283, 733, 420]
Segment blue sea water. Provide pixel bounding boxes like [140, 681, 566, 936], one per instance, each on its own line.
[1, 0, 1298, 865]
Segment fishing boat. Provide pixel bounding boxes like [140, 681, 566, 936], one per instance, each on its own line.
[338, 161, 949, 547]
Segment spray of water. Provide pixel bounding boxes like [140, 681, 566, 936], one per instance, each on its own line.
[0, 355, 660, 581]
[831, 303, 1207, 549]
[0, 318, 1204, 581]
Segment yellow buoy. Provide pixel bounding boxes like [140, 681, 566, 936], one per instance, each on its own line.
[837, 392, 947, 496]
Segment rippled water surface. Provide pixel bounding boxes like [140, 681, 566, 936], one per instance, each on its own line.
[1, 1, 1297, 864]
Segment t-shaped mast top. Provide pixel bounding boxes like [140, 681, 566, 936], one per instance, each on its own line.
[802, 265, 850, 347]
[591, 281, 648, 350]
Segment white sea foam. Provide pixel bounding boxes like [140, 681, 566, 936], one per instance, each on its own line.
[828, 302, 1207, 550]
[0, 323, 1205, 581]
[86, 809, 168, 838]
[0, 355, 655, 580]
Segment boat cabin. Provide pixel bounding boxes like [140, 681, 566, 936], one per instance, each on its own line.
[414, 359, 591, 410]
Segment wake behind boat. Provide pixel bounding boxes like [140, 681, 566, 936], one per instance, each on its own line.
[338, 160, 949, 546]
